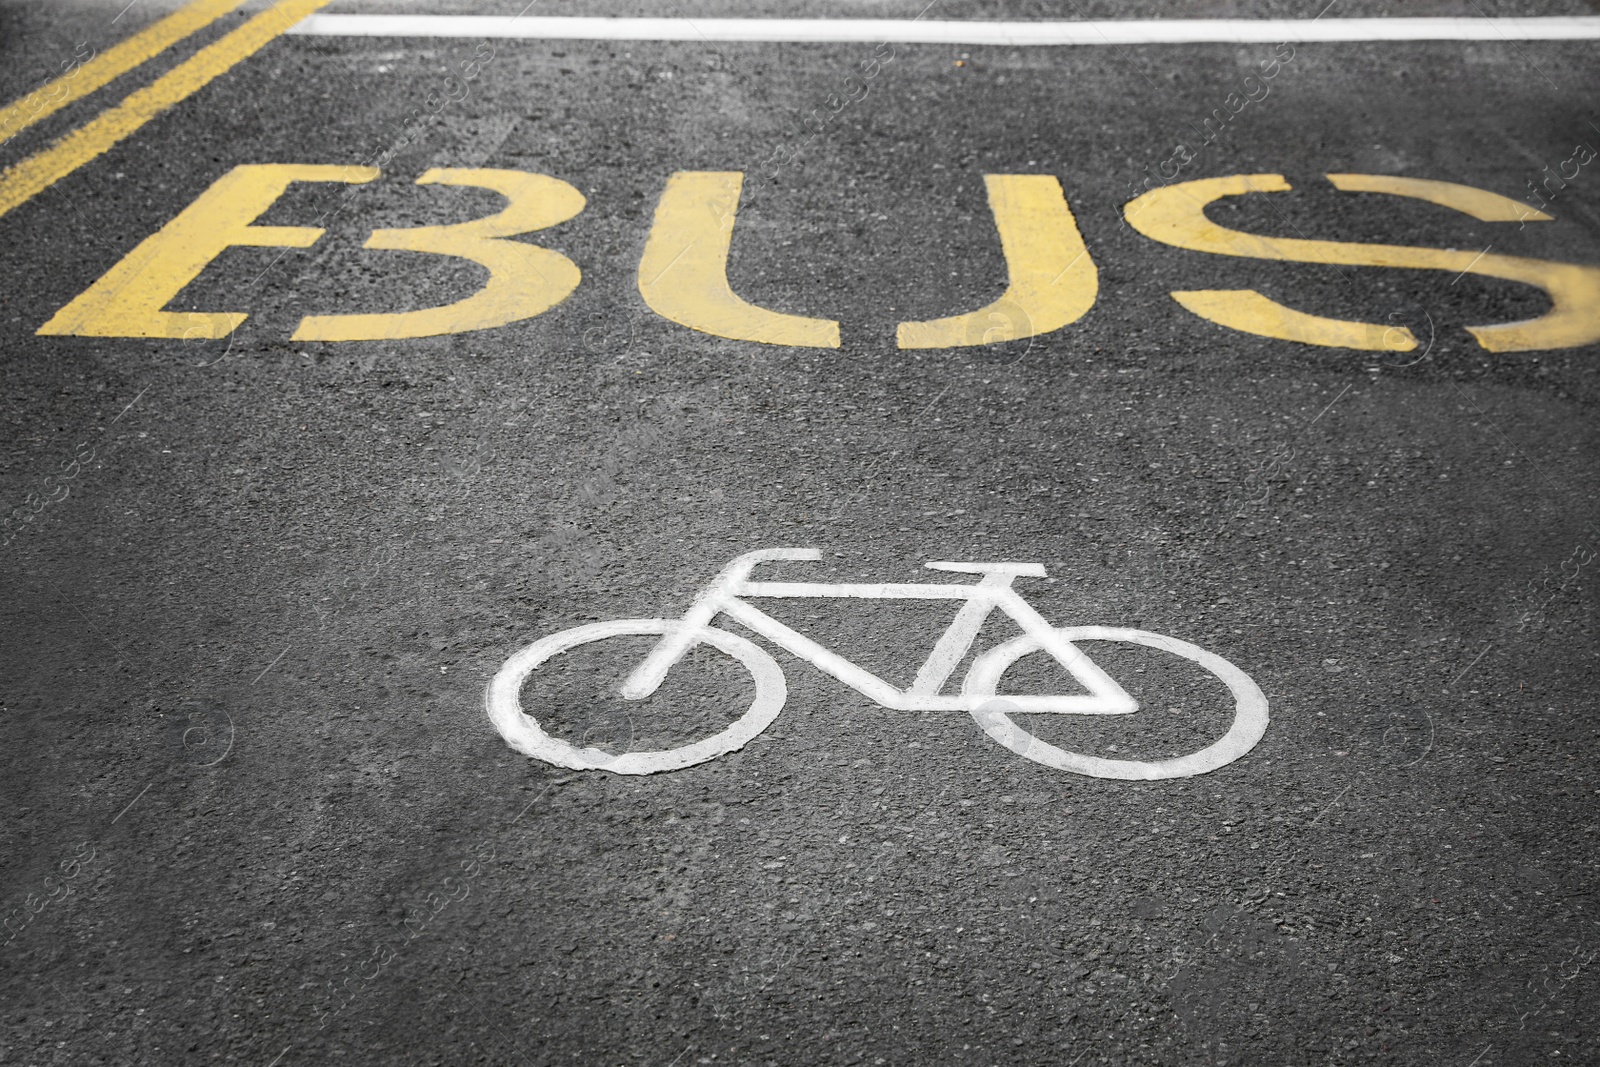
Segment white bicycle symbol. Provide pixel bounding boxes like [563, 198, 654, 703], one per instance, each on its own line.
[486, 549, 1268, 780]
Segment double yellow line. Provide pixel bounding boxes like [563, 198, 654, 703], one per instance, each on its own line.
[0, 0, 332, 220]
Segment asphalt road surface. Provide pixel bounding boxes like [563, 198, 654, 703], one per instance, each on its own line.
[4, 1, 1600, 1064]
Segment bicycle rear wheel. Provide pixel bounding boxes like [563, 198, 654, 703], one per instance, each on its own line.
[486, 619, 785, 774]
[962, 626, 1267, 780]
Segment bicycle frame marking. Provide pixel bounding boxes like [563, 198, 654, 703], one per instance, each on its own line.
[487, 547, 1269, 779]
[620, 548, 1137, 714]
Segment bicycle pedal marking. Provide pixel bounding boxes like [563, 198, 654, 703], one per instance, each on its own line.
[485, 548, 1269, 779]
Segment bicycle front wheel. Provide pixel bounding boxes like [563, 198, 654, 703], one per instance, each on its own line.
[486, 619, 786, 775]
[962, 626, 1268, 780]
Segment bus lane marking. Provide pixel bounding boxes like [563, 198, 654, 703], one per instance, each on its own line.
[37, 163, 377, 339]
[637, 170, 841, 348]
[37, 166, 1600, 354]
[291, 168, 585, 342]
[1124, 173, 1600, 353]
[896, 174, 1098, 349]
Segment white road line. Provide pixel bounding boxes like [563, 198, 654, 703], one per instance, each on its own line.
[286, 15, 1600, 43]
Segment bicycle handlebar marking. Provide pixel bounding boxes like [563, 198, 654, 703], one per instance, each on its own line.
[486, 548, 1269, 779]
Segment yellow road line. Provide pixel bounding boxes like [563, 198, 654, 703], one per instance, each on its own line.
[0, 0, 331, 221]
[0, 0, 253, 148]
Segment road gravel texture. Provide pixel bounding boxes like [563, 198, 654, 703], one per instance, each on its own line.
[2, 1, 1599, 1064]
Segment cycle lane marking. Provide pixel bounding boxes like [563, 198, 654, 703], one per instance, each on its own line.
[0, 0, 252, 150]
[965, 627, 1269, 782]
[285, 14, 1600, 44]
[0, 0, 332, 221]
[487, 549, 1268, 780]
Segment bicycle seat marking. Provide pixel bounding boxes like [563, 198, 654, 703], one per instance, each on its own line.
[485, 548, 1269, 780]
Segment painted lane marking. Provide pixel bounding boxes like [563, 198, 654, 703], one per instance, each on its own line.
[38, 164, 378, 339]
[1125, 173, 1600, 352]
[965, 627, 1269, 783]
[42, 167, 1600, 352]
[1325, 173, 1551, 224]
[637, 171, 841, 348]
[0, 0, 332, 222]
[0, 0, 252, 150]
[637, 172, 1101, 349]
[1171, 290, 1413, 352]
[488, 619, 788, 775]
[286, 15, 1600, 44]
[487, 548, 1268, 779]
[896, 174, 1097, 349]
[291, 168, 584, 341]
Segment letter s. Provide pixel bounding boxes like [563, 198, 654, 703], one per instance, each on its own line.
[1123, 173, 1600, 352]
